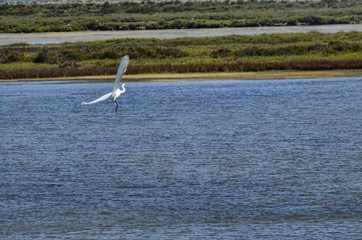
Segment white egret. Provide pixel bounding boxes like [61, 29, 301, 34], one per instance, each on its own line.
[82, 55, 129, 112]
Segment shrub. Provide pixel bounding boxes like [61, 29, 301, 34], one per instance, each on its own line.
[0, 50, 22, 63]
[210, 48, 232, 58]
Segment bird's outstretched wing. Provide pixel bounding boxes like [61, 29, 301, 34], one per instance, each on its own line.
[81, 92, 112, 105]
[113, 55, 130, 93]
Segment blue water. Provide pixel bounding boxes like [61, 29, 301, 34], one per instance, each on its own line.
[1, 78, 361, 239]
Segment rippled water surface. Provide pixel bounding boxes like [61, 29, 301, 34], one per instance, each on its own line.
[1, 78, 361, 239]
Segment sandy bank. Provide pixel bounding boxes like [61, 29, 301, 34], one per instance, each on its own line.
[2, 69, 361, 83]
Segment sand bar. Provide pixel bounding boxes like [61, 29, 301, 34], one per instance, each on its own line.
[2, 69, 361, 83]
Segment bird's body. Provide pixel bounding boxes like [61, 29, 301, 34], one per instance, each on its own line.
[111, 84, 126, 102]
[111, 83, 126, 112]
[82, 55, 129, 112]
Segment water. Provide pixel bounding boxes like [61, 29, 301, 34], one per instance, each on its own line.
[1, 78, 361, 239]
[1, 24, 361, 46]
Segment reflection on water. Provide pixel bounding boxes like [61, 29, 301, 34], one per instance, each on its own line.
[1, 78, 361, 238]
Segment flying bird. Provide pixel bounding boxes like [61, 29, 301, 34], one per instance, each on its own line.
[82, 55, 129, 112]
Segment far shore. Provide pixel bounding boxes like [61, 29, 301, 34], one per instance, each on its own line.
[1, 69, 361, 83]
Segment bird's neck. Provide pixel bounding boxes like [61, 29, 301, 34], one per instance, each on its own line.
[120, 84, 126, 93]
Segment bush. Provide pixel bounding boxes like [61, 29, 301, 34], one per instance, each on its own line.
[210, 48, 232, 58]
[0, 50, 21, 63]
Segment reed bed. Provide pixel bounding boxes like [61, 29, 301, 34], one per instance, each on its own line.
[0, 32, 361, 79]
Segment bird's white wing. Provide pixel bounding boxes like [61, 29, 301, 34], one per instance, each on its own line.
[113, 55, 130, 93]
[82, 92, 112, 105]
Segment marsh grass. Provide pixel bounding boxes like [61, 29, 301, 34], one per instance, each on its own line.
[0, 32, 361, 79]
[0, 0, 361, 33]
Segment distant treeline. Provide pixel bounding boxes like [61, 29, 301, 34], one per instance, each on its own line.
[0, 32, 361, 79]
[0, 0, 361, 33]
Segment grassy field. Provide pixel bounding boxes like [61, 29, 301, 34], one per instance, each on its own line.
[0, 0, 361, 33]
[0, 31, 361, 80]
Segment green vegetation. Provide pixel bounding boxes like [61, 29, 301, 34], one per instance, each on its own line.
[1, 32, 361, 79]
[0, 0, 361, 33]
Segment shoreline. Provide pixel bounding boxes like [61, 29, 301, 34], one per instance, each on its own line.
[1, 69, 361, 83]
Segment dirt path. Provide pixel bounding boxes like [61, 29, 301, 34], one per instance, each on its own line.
[1, 24, 361, 45]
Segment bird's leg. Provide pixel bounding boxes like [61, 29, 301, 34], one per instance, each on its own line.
[114, 100, 119, 112]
